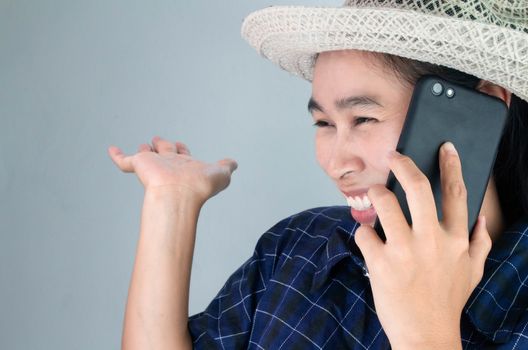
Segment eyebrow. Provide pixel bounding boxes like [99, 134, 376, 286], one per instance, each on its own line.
[307, 95, 383, 114]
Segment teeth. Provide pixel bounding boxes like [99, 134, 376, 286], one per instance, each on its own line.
[346, 195, 373, 210]
[354, 196, 362, 207]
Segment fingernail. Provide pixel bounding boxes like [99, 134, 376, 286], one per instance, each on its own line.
[443, 142, 458, 155]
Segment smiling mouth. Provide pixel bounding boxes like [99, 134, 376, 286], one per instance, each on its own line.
[341, 191, 378, 224]
[345, 194, 373, 211]
[349, 205, 378, 225]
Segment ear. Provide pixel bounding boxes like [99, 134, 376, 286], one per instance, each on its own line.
[476, 80, 512, 108]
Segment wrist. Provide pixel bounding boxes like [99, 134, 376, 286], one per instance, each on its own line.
[388, 316, 462, 350]
[145, 185, 205, 209]
[140, 185, 202, 249]
[392, 335, 462, 350]
[393, 342, 461, 350]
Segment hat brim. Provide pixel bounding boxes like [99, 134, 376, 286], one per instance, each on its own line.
[242, 6, 528, 102]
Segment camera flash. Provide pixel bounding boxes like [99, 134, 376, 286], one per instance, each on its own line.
[446, 88, 455, 98]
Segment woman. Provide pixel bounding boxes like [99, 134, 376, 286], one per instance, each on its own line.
[109, 1, 528, 348]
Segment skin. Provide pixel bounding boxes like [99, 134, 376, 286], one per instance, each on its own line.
[312, 49, 511, 348]
[109, 139, 237, 350]
[109, 49, 513, 349]
[311, 49, 511, 243]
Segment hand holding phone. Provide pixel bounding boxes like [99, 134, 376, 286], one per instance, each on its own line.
[351, 75, 505, 345]
[373, 75, 508, 241]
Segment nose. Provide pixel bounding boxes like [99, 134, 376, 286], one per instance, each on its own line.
[327, 131, 365, 180]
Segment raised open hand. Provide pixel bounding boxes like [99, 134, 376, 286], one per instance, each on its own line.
[108, 136, 238, 205]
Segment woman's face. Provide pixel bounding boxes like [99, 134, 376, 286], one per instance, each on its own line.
[311, 49, 414, 224]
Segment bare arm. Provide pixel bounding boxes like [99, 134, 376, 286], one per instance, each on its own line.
[121, 188, 200, 350]
[108, 136, 237, 349]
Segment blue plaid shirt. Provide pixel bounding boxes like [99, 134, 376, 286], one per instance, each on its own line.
[188, 206, 528, 349]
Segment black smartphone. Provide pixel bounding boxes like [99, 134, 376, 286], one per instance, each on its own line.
[373, 74, 508, 242]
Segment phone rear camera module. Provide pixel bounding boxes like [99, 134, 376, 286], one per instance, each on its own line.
[446, 88, 455, 98]
[431, 82, 443, 96]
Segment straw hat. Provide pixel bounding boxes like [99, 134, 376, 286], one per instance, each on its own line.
[241, 0, 528, 102]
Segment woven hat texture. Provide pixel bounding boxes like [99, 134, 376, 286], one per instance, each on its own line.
[242, 0, 528, 102]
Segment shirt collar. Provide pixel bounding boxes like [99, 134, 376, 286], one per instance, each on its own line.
[310, 207, 368, 292]
[464, 215, 528, 343]
[309, 207, 528, 344]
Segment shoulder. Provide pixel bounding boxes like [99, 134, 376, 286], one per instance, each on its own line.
[263, 205, 352, 237]
[254, 205, 355, 257]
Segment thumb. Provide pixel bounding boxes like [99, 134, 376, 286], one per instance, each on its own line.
[469, 215, 492, 285]
[217, 158, 238, 174]
[354, 224, 383, 264]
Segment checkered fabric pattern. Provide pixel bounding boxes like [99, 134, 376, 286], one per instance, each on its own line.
[188, 206, 528, 349]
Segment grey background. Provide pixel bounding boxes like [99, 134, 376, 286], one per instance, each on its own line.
[0, 0, 343, 348]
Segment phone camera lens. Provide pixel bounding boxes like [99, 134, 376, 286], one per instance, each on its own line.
[446, 88, 455, 98]
[431, 82, 443, 96]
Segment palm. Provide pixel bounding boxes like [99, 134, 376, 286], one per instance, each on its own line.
[108, 137, 237, 203]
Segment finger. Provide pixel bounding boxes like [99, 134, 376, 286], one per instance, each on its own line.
[176, 142, 191, 156]
[152, 136, 177, 154]
[108, 146, 134, 172]
[468, 216, 492, 287]
[439, 142, 468, 234]
[217, 158, 238, 174]
[354, 224, 383, 267]
[367, 184, 411, 245]
[138, 143, 153, 153]
[388, 151, 437, 233]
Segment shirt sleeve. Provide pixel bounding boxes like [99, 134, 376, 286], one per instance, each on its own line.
[187, 219, 286, 349]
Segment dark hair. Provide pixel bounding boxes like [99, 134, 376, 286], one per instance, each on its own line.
[367, 52, 528, 228]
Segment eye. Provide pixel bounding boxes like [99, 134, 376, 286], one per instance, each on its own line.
[312, 120, 332, 128]
[354, 117, 377, 126]
[312, 117, 377, 128]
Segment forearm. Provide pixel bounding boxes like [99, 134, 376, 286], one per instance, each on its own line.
[122, 187, 202, 350]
